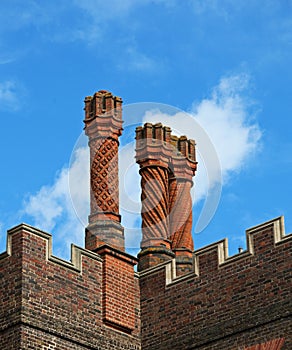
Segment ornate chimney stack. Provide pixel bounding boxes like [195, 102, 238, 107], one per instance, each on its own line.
[136, 123, 175, 270]
[84, 90, 124, 251]
[168, 135, 197, 275]
[136, 123, 197, 274]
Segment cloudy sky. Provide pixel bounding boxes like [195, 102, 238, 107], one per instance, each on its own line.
[0, 0, 291, 259]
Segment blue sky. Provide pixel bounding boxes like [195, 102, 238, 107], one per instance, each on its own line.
[0, 0, 291, 260]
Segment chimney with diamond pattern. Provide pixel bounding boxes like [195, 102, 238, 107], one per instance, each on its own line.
[84, 90, 124, 251]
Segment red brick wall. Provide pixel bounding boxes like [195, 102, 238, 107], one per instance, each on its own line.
[1, 217, 290, 349]
[0, 234, 22, 339]
[0, 224, 141, 349]
[139, 217, 291, 350]
[0, 324, 21, 350]
[96, 246, 138, 332]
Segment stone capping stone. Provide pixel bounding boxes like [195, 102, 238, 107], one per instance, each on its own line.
[0, 251, 9, 260]
[138, 258, 175, 277]
[138, 216, 291, 286]
[245, 215, 289, 245]
[95, 244, 138, 265]
[0, 223, 103, 272]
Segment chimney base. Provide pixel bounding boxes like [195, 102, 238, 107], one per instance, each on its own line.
[85, 220, 124, 252]
[138, 245, 175, 272]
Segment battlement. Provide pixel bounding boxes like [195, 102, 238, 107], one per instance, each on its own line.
[139, 216, 291, 349]
[1, 217, 290, 349]
[0, 223, 101, 268]
[139, 216, 291, 284]
[135, 122, 197, 172]
[0, 223, 141, 349]
[84, 90, 122, 121]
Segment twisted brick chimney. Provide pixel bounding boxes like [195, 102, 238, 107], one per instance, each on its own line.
[84, 90, 125, 251]
[168, 135, 197, 274]
[136, 123, 197, 274]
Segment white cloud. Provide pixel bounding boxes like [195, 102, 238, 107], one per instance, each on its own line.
[139, 73, 261, 232]
[143, 73, 261, 184]
[194, 74, 261, 178]
[117, 47, 157, 72]
[0, 80, 24, 112]
[23, 169, 69, 232]
[70, 0, 175, 47]
[0, 55, 15, 65]
[0, 1, 171, 70]
[73, 0, 175, 19]
[191, 0, 225, 15]
[22, 147, 90, 259]
[21, 73, 262, 257]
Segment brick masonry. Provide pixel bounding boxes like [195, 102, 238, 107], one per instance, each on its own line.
[136, 123, 197, 274]
[1, 215, 290, 349]
[0, 224, 141, 349]
[139, 216, 291, 349]
[84, 90, 125, 252]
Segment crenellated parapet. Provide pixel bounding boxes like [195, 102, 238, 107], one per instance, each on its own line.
[136, 122, 197, 274]
[84, 90, 123, 137]
[135, 123, 197, 177]
[136, 123, 173, 169]
[139, 216, 291, 283]
[139, 215, 291, 350]
[0, 223, 140, 349]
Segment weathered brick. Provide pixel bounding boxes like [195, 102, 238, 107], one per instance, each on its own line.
[0, 224, 141, 349]
[139, 217, 291, 349]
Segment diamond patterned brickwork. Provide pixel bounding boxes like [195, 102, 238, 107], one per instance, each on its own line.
[84, 90, 124, 251]
[90, 137, 119, 216]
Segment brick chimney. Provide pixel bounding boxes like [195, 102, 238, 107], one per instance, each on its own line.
[84, 90, 125, 251]
[136, 123, 175, 270]
[136, 123, 197, 273]
[83, 91, 138, 333]
[169, 135, 197, 275]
